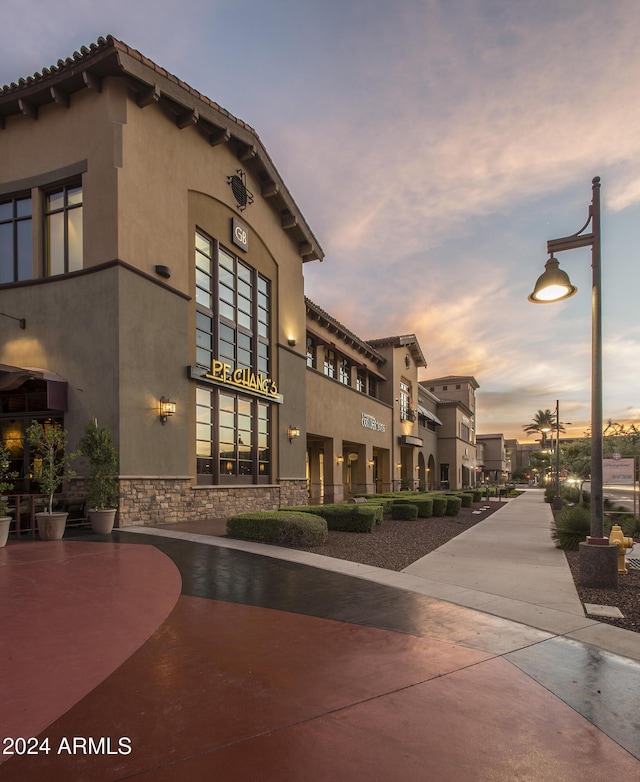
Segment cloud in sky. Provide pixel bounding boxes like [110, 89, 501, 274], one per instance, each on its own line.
[2, 0, 638, 441]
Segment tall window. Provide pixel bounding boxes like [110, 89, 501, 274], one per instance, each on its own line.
[0, 195, 32, 283]
[45, 184, 83, 276]
[324, 349, 336, 378]
[400, 380, 411, 421]
[195, 228, 271, 483]
[306, 336, 316, 368]
[339, 358, 351, 386]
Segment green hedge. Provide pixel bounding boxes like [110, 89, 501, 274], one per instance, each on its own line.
[445, 496, 462, 516]
[285, 503, 380, 532]
[392, 497, 433, 517]
[391, 503, 418, 520]
[227, 511, 328, 547]
[431, 496, 447, 516]
[460, 493, 474, 508]
[365, 498, 394, 514]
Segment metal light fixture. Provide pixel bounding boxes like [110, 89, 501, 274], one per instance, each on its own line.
[159, 396, 176, 424]
[287, 337, 296, 346]
[336, 455, 344, 465]
[0, 311, 26, 329]
[287, 425, 300, 443]
[529, 177, 616, 588]
[528, 257, 577, 303]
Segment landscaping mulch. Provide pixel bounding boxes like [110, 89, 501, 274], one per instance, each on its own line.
[564, 550, 640, 634]
[298, 503, 639, 635]
[298, 504, 499, 571]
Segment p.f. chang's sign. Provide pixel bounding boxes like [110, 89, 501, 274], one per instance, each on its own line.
[206, 360, 282, 403]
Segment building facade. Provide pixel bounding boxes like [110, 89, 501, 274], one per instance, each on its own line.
[1, 38, 487, 527]
[0, 36, 322, 524]
[420, 376, 479, 489]
[305, 300, 431, 501]
[476, 433, 509, 483]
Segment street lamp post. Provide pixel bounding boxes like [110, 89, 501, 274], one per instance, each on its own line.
[529, 177, 617, 589]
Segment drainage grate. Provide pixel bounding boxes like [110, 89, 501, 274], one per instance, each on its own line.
[626, 558, 640, 570]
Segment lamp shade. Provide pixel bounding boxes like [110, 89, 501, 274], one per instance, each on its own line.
[529, 256, 577, 303]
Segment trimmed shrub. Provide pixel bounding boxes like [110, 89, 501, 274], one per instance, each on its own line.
[551, 506, 590, 550]
[366, 498, 393, 515]
[445, 496, 462, 517]
[287, 503, 379, 532]
[431, 496, 447, 517]
[227, 511, 328, 547]
[414, 498, 433, 518]
[391, 503, 418, 520]
[460, 493, 473, 508]
[472, 489, 483, 502]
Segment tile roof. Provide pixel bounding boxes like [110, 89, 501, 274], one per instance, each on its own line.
[0, 35, 323, 262]
[305, 298, 386, 364]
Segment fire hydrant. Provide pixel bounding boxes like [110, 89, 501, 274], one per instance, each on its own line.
[609, 525, 634, 574]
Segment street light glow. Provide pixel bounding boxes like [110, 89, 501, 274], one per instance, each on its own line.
[528, 256, 577, 303]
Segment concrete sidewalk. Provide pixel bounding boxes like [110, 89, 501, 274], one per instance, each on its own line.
[401, 490, 639, 661]
[125, 490, 640, 663]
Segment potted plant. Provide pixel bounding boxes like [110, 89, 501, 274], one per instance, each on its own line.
[0, 441, 17, 547]
[78, 419, 119, 534]
[26, 420, 75, 541]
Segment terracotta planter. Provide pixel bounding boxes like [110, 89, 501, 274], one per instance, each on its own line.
[36, 511, 68, 541]
[0, 517, 11, 547]
[89, 508, 117, 535]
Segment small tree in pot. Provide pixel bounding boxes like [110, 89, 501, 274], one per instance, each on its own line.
[0, 442, 18, 547]
[26, 420, 75, 540]
[78, 419, 119, 534]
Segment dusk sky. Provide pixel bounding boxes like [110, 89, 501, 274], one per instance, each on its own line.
[3, 0, 639, 442]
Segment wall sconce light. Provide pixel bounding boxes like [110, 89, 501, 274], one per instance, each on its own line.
[287, 337, 296, 346]
[0, 311, 26, 329]
[396, 462, 402, 470]
[159, 396, 176, 424]
[287, 425, 301, 443]
[337, 455, 344, 465]
[367, 459, 374, 468]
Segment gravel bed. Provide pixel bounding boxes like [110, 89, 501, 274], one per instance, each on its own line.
[296, 504, 639, 634]
[564, 550, 639, 634]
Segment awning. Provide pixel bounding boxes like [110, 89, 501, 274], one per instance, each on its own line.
[0, 364, 68, 410]
[418, 405, 442, 425]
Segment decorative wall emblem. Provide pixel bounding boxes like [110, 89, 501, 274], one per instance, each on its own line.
[227, 169, 254, 211]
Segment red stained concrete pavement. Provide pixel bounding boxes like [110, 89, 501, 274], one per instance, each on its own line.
[1, 536, 639, 781]
[0, 541, 181, 745]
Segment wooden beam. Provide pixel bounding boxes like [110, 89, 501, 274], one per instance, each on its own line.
[209, 127, 230, 146]
[299, 241, 314, 257]
[281, 213, 297, 230]
[50, 86, 70, 108]
[18, 99, 37, 120]
[82, 71, 102, 93]
[137, 84, 160, 108]
[262, 181, 279, 198]
[238, 144, 256, 162]
[176, 108, 198, 128]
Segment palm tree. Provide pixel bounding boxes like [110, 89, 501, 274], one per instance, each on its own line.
[523, 409, 564, 447]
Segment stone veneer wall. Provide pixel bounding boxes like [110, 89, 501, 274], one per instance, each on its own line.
[117, 477, 310, 527]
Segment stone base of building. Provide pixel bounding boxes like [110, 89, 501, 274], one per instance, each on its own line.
[116, 477, 310, 527]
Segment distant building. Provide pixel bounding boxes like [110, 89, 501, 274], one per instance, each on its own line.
[476, 434, 508, 483]
[420, 376, 479, 489]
